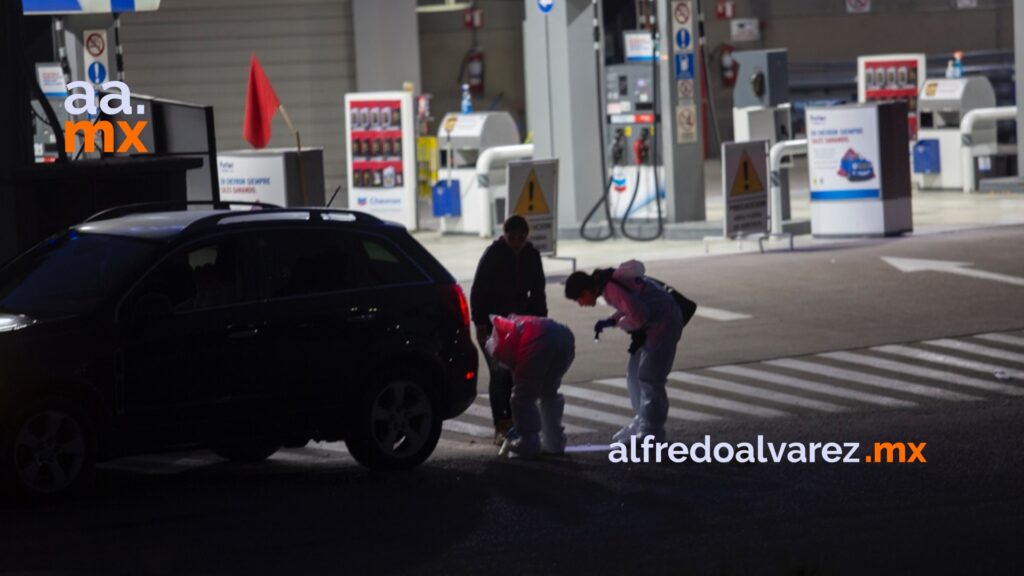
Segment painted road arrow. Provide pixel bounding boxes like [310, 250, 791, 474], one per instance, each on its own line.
[882, 257, 1024, 288]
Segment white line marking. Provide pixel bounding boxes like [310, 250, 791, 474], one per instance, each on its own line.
[665, 372, 847, 413]
[710, 365, 916, 408]
[562, 404, 634, 427]
[976, 333, 1024, 348]
[308, 441, 350, 455]
[694, 306, 752, 321]
[462, 401, 595, 434]
[766, 358, 980, 402]
[926, 339, 1024, 365]
[560, 384, 721, 422]
[820, 351, 1024, 397]
[882, 257, 1024, 287]
[443, 420, 494, 438]
[874, 345, 1024, 380]
[594, 377, 790, 418]
[565, 444, 612, 453]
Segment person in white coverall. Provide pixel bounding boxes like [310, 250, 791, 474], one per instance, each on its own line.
[564, 260, 683, 443]
[485, 314, 576, 457]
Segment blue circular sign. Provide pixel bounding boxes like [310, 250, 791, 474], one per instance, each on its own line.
[87, 61, 107, 84]
[675, 28, 692, 50]
[537, 0, 554, 14]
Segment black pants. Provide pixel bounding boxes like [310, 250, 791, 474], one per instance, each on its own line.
[480, 342, 513, 425]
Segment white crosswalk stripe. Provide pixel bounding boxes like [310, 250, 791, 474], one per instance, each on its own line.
[765, 358, 980, 401]
[460, 401, 595, 435]
[443, 420, 494, 439]
[562, 403, 634, 427]
[875, 345, 1024, 380]
[709, 365, 917, 408]
[560, 384, 721, 422]
[593, 377, 791, 418]
[976, 333, 1024, 348]
[925, 338, 1024, 365]
[665, 372, 847, 413]
[820, 351, 1024, 397]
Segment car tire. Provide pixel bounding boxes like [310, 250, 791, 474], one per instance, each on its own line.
[1, 397, 96, 501]
[345, 375, 442, 471]
[212, 441, 281, 464]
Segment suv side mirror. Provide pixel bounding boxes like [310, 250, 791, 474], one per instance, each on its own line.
[132, 293, 172, 325]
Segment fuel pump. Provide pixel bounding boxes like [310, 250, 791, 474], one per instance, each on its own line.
[580, 0, 665, 242]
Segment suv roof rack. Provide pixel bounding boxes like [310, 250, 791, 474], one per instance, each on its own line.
[84, 200, 282, 223]
[180, 207, 385, 235]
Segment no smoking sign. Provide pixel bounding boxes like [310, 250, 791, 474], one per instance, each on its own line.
[673, 1, 691, 25]
[86, 33, 105, 57]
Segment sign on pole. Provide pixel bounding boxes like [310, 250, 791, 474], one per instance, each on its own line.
[722, 140, 769, 237]
[507, 159, 558, 254]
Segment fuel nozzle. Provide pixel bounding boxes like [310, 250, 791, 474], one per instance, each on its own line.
[633, 128, 651, 164]
[611, 129, 626, 166]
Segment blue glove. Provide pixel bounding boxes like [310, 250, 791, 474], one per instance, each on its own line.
[593, 318, 616, 338]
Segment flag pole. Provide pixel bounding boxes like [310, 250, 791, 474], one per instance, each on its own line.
[278, 104, 309, 206]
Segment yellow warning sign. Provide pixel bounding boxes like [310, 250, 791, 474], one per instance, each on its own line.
[514, 169, 551, 216]
[731, 151, 765, 196]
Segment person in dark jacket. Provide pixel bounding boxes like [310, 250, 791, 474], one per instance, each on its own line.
[470, 215, 548, 444]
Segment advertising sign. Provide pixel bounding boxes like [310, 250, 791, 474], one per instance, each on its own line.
[806, 106, 881, 201]
[345, 91, 417, 229]
[218, 153, 288, 206]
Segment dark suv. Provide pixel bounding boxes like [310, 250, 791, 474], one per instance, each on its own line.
[0, 204, 478, 499]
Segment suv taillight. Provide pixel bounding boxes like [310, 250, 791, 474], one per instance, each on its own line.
[440, 284, 471, 328]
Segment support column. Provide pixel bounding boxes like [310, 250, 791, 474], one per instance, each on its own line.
[353, 0, 421, 92]
[0, 1, 34, 261]
[1015, 0, 1024, 173]
[524, 0, 603, 236]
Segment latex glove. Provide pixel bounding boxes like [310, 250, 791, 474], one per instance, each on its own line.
[593, 318, 616, 339]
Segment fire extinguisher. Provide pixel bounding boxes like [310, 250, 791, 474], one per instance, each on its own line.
[467, 47, 485, 95]
[720, 44, 737, 88]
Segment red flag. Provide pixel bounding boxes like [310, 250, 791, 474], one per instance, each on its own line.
[243, 54, 280, 149]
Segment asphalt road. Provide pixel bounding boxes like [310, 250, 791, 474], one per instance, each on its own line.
[2, 225, 1023, 575]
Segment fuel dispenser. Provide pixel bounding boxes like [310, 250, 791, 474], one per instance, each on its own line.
[914, 77, 996, 191]
[604, 62, 662, 226]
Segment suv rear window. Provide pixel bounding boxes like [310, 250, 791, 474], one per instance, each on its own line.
[256, 230, 425, 300]
[361, 239, 426, 286]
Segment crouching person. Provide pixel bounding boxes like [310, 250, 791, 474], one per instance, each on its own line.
[485, 315, 576, 458]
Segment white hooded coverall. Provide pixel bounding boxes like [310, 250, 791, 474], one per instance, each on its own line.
[486, 315, 576, 454]
[602, 260, 683, 442]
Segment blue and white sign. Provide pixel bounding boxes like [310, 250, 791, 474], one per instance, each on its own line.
[537, 0, 554, 14]
[36, 63, 67, 98]
[674, 53, 694, 80]
[806, 106, 881, 201]
[23, 0, 161, 14]
[674, 28, 692, 50]
[87, 61, 107, 84]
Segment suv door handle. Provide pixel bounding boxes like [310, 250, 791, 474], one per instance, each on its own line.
[228, 327, 260, 340]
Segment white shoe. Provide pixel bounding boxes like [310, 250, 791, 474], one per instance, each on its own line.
[612, 420, 640, 443]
